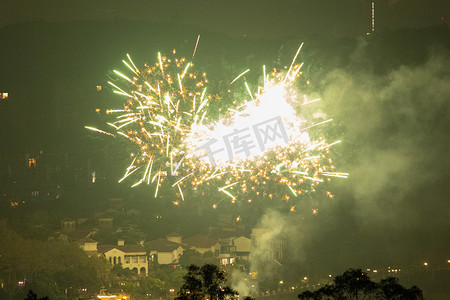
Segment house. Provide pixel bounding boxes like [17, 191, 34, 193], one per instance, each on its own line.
[78, 237, 98, 256]
[218, 238, 236, 266]
[145, 238, 184, 266]
[97, 213, 113, 228]
[60, 218, 76, 232]
[233, 236, 251, 261]
[183, 235, 220, 255]
[98, 240, 148, 276]
[166, 232, 182, 244]
[58, 217, 97, 242]
[218, 236, 251, 266]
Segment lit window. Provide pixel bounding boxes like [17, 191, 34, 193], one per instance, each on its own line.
[28, 158, 36, 168]
[96, 85, 102, 91]
[0, 93, 8, 100]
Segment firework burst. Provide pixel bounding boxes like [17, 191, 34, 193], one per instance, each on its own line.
[86, 50, 213, 197]
[182, 43, 348, 208]
[87, 44, 347, 209]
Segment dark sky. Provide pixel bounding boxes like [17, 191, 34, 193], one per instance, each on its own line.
[1, 0, 449, 38]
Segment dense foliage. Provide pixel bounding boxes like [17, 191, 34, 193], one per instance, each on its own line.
[176, 264, 238, 300]
[0, 227, 109, 299]
[298, 269, 424, 300]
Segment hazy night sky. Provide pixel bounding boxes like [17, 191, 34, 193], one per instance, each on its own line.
[1, 0, 449, 38]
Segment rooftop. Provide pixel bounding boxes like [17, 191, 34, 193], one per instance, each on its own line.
[145, 238, 182, 252]
[183, 235, 218, 248]
[98, 244, 146, 254]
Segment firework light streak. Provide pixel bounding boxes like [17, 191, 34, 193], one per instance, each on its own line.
[192, 35, 200, 58]
[88, 43, 347, 209]
[87, 49, 213, 198]
[184, 43, 347, 208]
[85, 126, 116, 137]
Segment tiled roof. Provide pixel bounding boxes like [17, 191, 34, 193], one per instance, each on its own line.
[60, 217, 76, 222]
[98, 244, 146, 254]
[183, 235, 218, 248]
[64, 226, 94, 240]
[145, 238, 182, 252]
[78, 237, 98, 244]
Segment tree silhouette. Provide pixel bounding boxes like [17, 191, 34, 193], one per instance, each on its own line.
[379, 277, 424, 300]
[179, 249, 218, 268]
[176, 264, 238, 300]
[298, 268, 424, 300]
[24, 290, 49, 300]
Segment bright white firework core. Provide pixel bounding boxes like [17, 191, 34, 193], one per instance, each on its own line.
[187, 81, 310, 165]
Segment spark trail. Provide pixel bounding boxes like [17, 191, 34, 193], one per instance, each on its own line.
[88, 44, 347, 210]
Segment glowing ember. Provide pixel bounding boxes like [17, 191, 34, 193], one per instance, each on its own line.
[87, 43, 347, 209]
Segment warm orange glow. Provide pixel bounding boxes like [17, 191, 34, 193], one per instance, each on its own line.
[28, 158, 36, 168]
[97, 294, 129, 300]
